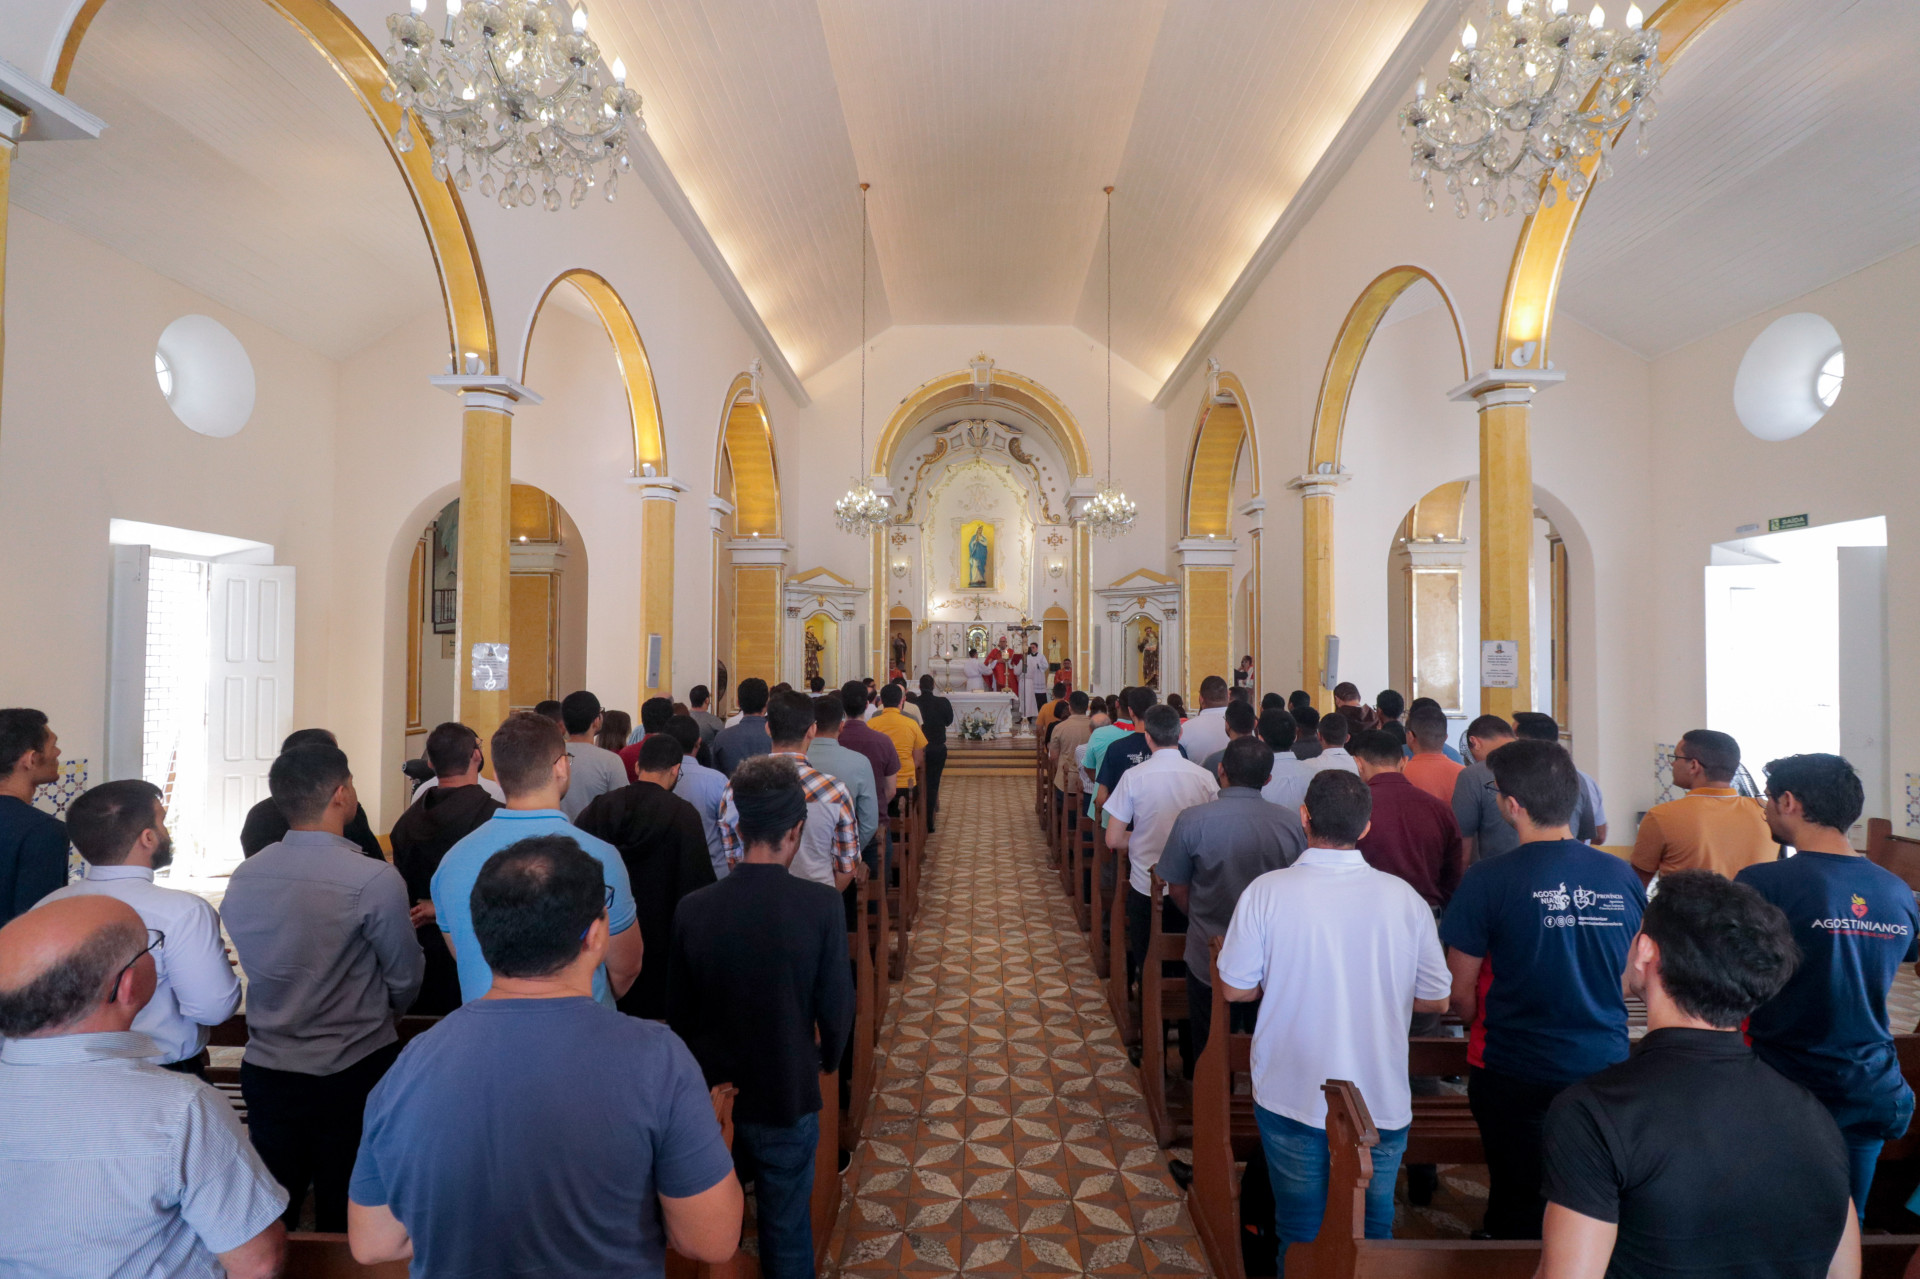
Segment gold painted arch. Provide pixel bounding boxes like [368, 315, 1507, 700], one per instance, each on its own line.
[522, 270, 666, 475]
[56, 0, 496, 372]
[1181, 369, 1260, 540]
[715, 373, 781, 538]
[1494, 0, 1742, 370]
[1307, 266, 1470, 474]
[872, 366, 1092, 478]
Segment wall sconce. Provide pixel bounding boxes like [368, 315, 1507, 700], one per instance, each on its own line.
[891, 559, 909, 578]
[1047, 559, 1064, 578]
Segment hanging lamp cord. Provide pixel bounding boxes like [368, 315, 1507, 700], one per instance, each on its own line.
[859, 182, 870, 482]
[1104, 185, 1114, 485]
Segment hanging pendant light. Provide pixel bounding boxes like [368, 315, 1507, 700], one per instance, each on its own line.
[1083, 185, 1136, 539]
[835, 182, 892, 535]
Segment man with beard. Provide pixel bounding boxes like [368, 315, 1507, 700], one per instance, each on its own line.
[39, 778, 241, 1076]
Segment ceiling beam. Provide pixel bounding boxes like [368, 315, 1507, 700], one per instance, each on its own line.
[627, 126, 810, 408]
[1151, 0, 1458, 407]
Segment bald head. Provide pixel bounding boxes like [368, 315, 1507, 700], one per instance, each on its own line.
[0, 897, 152, 1038]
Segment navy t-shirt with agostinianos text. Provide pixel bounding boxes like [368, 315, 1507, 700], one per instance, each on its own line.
[1737, 851, 1920, 1114]
[1439, 838, 1646, 1086]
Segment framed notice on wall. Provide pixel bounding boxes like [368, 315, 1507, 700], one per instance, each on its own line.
[1480, 640, 1520, 689]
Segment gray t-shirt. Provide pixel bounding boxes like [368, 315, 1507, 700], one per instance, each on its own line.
[1453, 759, 1594, 861]
[562, 741, 630, 822]
[1155, 787, 1307, 980]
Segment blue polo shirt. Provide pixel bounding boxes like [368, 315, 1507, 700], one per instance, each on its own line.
[1439, 839, 1645, 1086]
[1737, 852, 1920, 1124]
[431, 809, 639, 1005]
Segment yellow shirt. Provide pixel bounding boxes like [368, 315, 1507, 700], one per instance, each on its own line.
[1630, 786, 1775, 879]
[869, 708, 928, 787]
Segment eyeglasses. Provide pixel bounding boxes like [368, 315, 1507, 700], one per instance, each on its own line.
[108, 929, 164, 1001]
[1671, 751, 1695, 765]
[578, 885, 615, 942]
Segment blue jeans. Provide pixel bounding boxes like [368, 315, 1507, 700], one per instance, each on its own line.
[1255, 1104, 1407, 1275]
[734, 1112, 818, 1279]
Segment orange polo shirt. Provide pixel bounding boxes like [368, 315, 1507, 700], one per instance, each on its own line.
[1404, 751, 1465, 805]
[869, 707, 928, 787]
[1630, 786, 1776, 879]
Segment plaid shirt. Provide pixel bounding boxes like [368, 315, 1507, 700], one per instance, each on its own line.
[717, 751, 860, 886]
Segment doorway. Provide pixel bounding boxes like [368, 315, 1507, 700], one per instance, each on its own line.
[1705, 516, 1887, 820]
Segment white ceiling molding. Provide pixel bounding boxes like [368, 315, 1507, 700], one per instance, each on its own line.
[0, 55, 106, 140]
[1150, 0, 1459, 406]
[626, 124, 809, 407]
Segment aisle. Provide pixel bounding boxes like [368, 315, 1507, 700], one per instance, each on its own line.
[829, 776, 1212, 1277]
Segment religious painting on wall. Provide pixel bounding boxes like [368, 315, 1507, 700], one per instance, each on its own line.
[966, 623, 989, 656]
[961, 519, 995, 590]
[431, 498, 459, 634]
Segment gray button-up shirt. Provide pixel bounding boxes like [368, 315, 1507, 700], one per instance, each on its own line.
[0, 1031, 287, 1277]
[1156, 786, 1307, 980]
[223, 830, 423, 1074]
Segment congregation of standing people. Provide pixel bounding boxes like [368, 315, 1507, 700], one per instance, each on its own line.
[0, 658, 1909, 1277]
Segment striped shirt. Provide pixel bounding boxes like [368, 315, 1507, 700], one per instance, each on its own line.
[0, 1032, 287, 1277]
[716, 752, 859, 887]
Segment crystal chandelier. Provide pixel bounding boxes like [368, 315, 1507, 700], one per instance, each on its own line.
[382, 0, 643, 211]
[836, 183, 892, 536]
[1083, 186, 1135, 539]
[1401, 0, 1662, 220]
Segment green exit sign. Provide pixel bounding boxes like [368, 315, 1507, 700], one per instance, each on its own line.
[1768, 514, 1810, 532]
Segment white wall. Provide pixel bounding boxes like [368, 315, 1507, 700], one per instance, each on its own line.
[1647, 242, 1920, 828]
[0, 208, 340, 779]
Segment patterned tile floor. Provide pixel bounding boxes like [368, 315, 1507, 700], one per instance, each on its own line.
[826, 776, 1212, 1277]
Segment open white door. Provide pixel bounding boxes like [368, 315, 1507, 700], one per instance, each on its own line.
[206, 564, 295, 870]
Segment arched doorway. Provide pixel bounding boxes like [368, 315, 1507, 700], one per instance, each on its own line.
[872, 357, 1093, 688]
[1178, 363, 1261, 699]
[393, 482, 589, 802]
[521, 270, 675, 702]
[712, 370, 783, 703]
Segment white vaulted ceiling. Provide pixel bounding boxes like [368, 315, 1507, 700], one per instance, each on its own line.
[1559, 0, 1920, 358]
[11, 0, 441, 360]
[589, 0, 1441, 383]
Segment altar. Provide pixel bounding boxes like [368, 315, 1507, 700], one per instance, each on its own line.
[948, 692, 1020, 739]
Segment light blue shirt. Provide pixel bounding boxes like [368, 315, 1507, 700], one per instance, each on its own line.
[808, 737, 880, 852]
[431, 809, 638, 1005]
[673, 755, 732, 879]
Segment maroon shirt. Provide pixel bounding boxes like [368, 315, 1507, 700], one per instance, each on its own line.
[1356, 771, 1464, 908]
[837, 719, 901, 806]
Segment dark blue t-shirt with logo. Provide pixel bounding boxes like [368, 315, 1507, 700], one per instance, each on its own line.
[1440, 839, 1646, 1085]
[1737, 851, 1920, 1121]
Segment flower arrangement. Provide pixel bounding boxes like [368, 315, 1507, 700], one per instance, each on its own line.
[959, 709, 997, 742]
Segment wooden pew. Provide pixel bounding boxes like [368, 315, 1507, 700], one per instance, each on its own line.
[840, 873, 879, 1151]
[1869, 818, 1920, 893]
[1140, 870, 1190, 1145]
[1089, 816, 1113, 980]
[811, 1068, 841, 1270]
[1187, 945, 1262, 1279]
[884, 798, 914, 981]
[1285, 1081, 1920, 1279]
[1103, 838, 1138, 1044]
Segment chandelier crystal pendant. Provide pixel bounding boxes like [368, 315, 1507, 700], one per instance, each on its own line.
[1400, 0, 1662, 220]
[1083, 185, 1135, 540]
[837, 183, 892, 537]
[382, 0, 643, 211]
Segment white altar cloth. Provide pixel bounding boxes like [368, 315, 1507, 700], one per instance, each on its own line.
[949, 692, 1019, 739]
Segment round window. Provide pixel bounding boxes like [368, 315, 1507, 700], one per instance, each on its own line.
[1732, 313, 1843, 442]
[154, 315, 255, 438]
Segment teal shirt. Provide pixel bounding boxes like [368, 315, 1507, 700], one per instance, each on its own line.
[431, 809, 639, 1006]
[1082, 723, 1132, 821]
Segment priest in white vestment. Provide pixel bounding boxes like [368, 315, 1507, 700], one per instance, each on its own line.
[1018, 646, 1048, 720]
[963, 652, 989, 691]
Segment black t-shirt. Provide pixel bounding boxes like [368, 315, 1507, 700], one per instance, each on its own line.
[1544, 1027, 1850, 1278]
[915, 693, 954, 747]
[239, 797, 385, 860]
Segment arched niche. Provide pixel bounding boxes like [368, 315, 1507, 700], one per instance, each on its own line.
[873, 358, 1092, 685]
[57, 0, 496, 371]
[522, 270, 676, 699]
[1179, 363, 1263, 699]
[1298, 266, 1471, 708]
[712, 372, 784, 698]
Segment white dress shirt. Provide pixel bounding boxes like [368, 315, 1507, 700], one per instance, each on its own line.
[1260, 751, 1320, 812]
[1178, 706, 1232, 765]
[1101, 747, 1219, 895]
[40, 866, 241, 1064]
[1217, 849, 1450, 1130]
